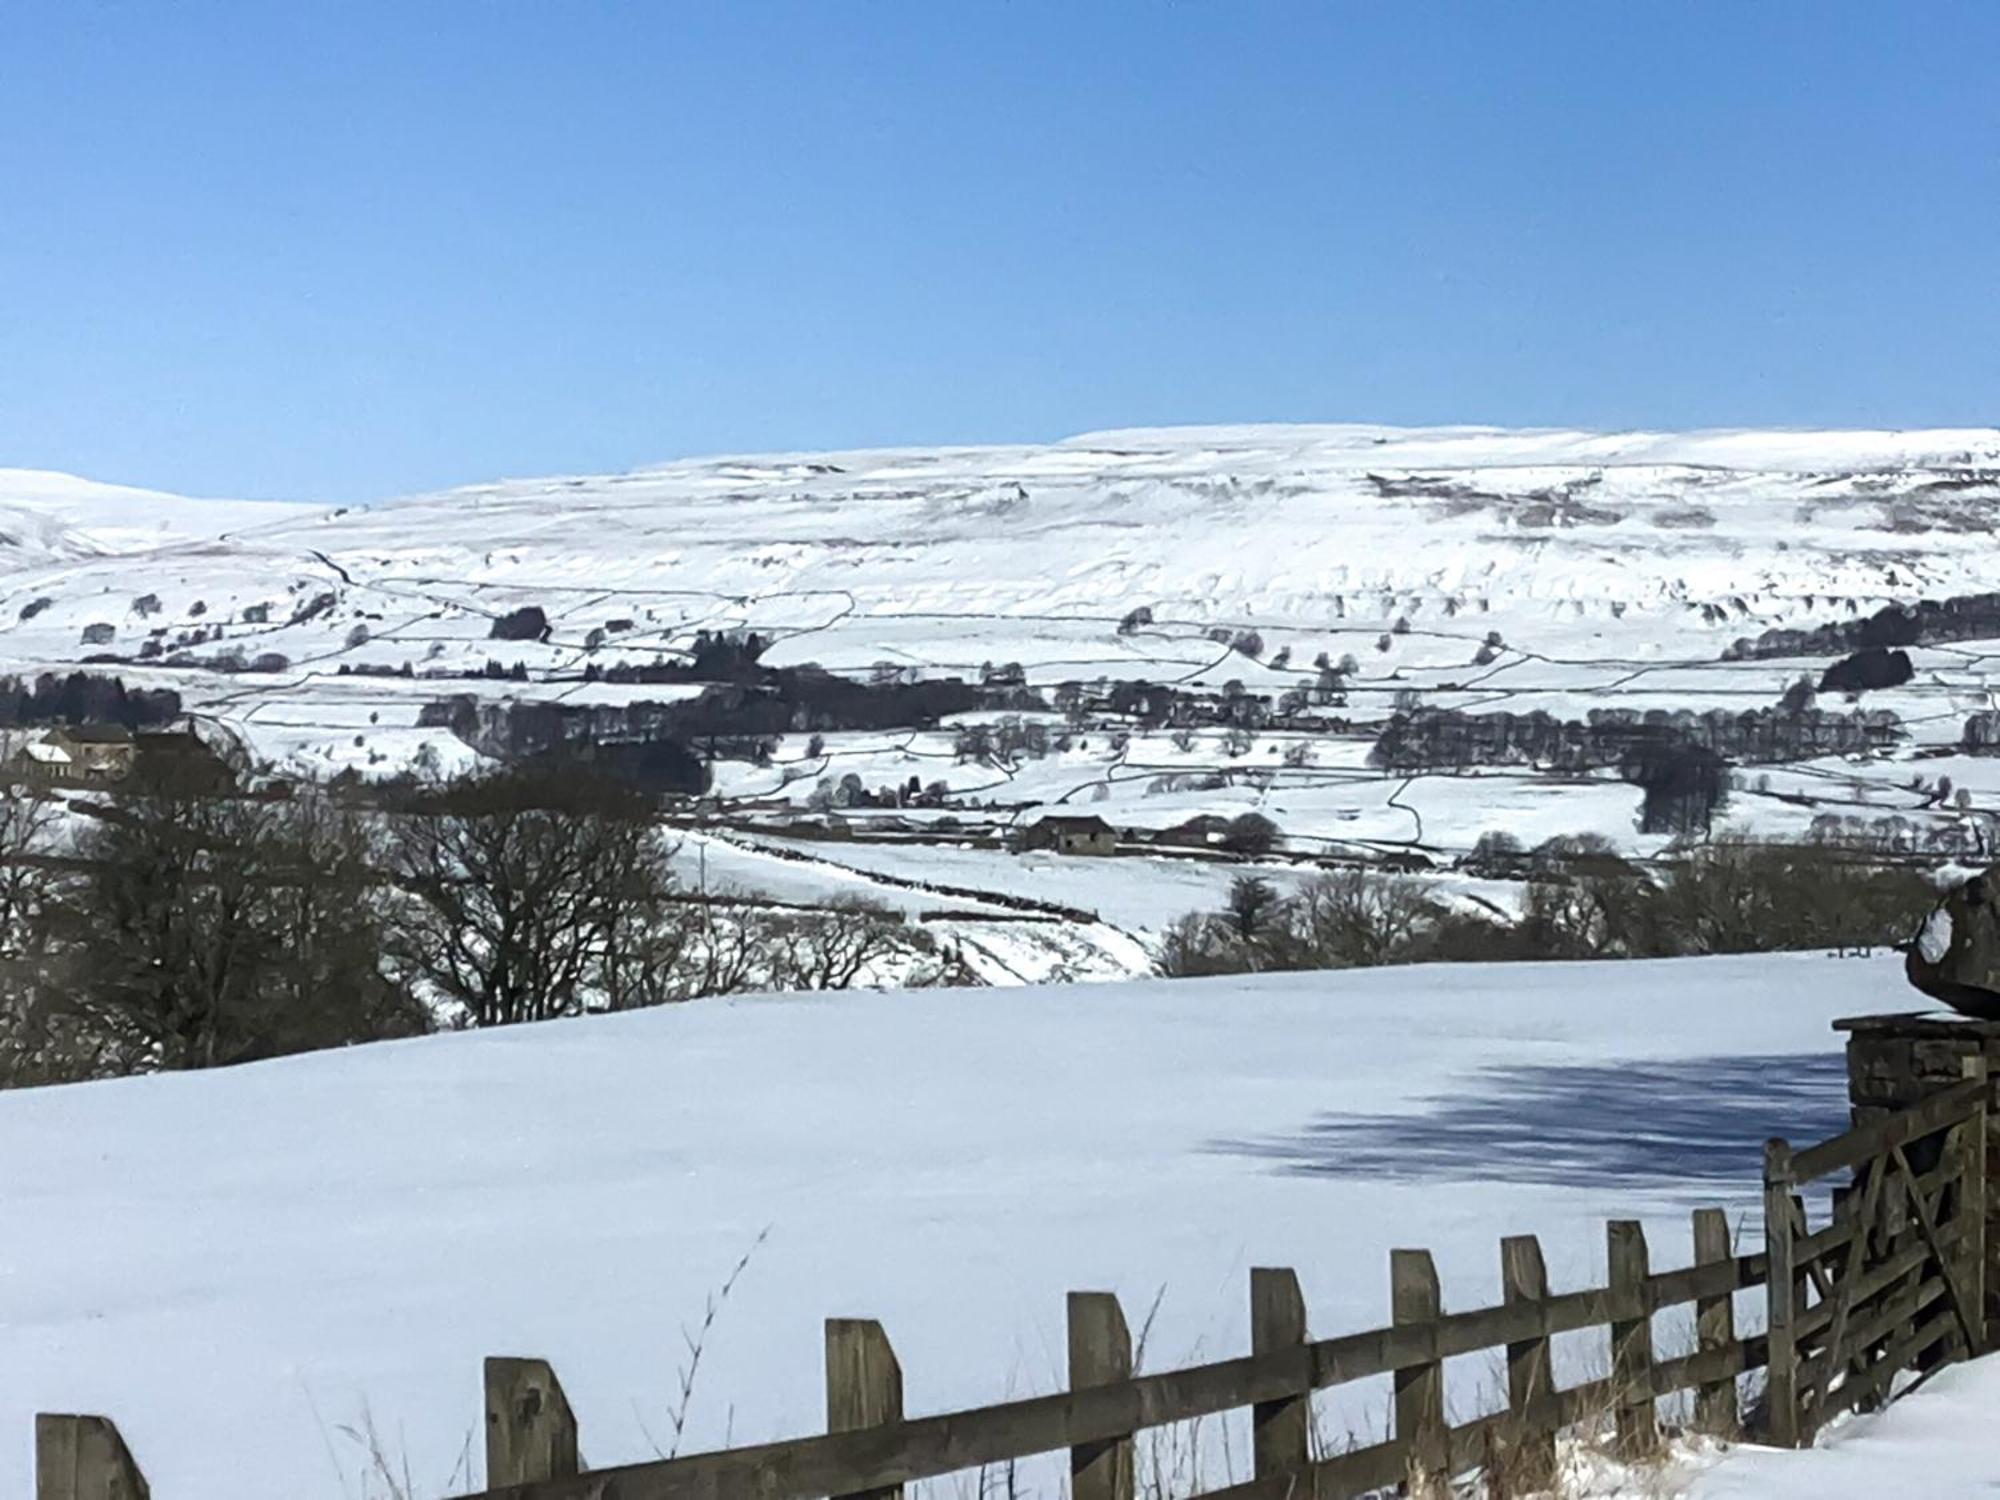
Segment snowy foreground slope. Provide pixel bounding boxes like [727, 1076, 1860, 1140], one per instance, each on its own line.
[1692, 1353, 2000, 1496]
[0, 951, 1916, 1499]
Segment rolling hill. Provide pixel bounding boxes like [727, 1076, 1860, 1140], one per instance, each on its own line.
[4, 424, 1998, 973]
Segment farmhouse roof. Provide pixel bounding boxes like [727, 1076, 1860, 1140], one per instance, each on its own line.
[1032, 814, 1116, 835]
[67, 723, 136, 745]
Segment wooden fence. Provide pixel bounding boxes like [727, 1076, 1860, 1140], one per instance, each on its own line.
[35, 1063, 1992, 1500]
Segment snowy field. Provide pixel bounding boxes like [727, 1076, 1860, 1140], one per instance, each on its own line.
[728, 833, 1323, 931]
[0, 950, 1909, 1499]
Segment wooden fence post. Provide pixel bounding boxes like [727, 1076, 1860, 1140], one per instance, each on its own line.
[1391, 1248, 1445, 1499]
[484, 1357, 579, 1487]
[1764, 1139, 1801, 1448]
[35, 1415, 149, 1500]
[1607, 1221, 1656, 1460]
[1691, 1207, 1738, 1437]
[1498, 1234, 1555, 1495]
[1962, 1055, 1990, 1352]
[1250, 1267, 1310, 1482]
[827, 1319, 904, 1500]
[1068, 1292, 1134, 1500]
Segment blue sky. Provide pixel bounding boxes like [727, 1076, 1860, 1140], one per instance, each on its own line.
[1, 2, 1996, 502]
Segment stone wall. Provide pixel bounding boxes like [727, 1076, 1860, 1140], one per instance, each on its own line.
[1840, 1011, 2000, 1122]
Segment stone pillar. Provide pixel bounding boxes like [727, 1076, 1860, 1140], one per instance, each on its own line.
[1835, 1011, 2000, 1342]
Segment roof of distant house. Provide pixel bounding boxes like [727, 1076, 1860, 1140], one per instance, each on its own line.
[1031, 814, 1116, 835]
[136, 726, 215, 750]
[67, 723, 135, 745]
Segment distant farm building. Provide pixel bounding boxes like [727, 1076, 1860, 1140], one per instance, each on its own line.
[1156, 814, 1230, 849]
[132, 726, 239, 793]
[5, 724, 137, 785]
[1, 720, 239, 793]
[1017, 814, 1119, 856]
[1378, 850, 1435, 873]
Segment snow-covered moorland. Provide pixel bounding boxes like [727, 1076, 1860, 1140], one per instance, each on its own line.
[0, 949, 1917, 1500]
[5, 423, 2000, 980]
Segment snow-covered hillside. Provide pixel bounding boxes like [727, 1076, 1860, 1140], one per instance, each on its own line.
[0, 951, 1889, 1499]
[0, 468, 315, 563]
[11, 422, 2000, 703]
[22, 422, 2000, 662]
[5, 424, 2000, 975]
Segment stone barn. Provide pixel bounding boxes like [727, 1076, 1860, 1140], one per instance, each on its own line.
[1017, 814, 1119, 856]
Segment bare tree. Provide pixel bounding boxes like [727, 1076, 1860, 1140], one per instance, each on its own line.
[1522, 861, 1661, 959]
[386, 767, 665, 1027]
[1154, 912, 1240, 978]
[0, 781, 99, 1086]
[601, 893, 767, 1010]
[1650, 837, 1928, 955]
[257, 788, 429, 1044]
[65, 788, 293, 1070]
[58, 778, 423, 1072]
[1285, 869, 1440, 967]
[0, 779, 61, 955]
[1157, 867, 1442, 977]
[768, 899, 915, 991]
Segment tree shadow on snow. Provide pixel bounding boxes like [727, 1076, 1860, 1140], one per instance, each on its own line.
[1217, 1053, 1850, 1192]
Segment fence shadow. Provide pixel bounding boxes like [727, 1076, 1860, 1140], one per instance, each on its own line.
[1217, 1052, 1850, 1191]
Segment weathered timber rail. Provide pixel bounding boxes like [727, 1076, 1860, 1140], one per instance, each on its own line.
[35, 1056, 1993, 1500]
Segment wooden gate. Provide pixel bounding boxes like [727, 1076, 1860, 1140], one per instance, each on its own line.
[1764, 1055, 1989, 1446]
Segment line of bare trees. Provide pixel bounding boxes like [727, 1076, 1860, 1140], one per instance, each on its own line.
[1158, 835, 1937, 978]
[0, 764, 961, 1088]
